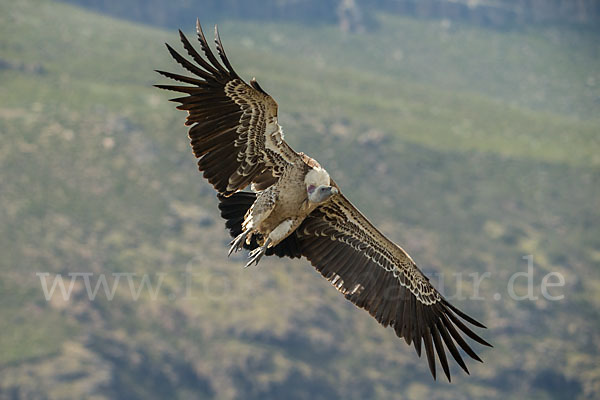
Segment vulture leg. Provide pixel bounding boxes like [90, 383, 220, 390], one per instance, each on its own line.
[245, 238, 271, 268]
[229, 228, 251, 256]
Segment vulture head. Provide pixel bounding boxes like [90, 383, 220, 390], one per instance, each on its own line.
[308, 184, 339, 203]
[305, 166, 338, 204]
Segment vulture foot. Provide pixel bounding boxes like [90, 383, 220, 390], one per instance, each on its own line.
[229, 229, 250, 256]
[245, 238, 271, 268]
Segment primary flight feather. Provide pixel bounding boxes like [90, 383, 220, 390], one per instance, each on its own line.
[156, 20, 491, 381]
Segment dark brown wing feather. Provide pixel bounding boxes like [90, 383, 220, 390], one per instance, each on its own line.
[296, 194, 491, 381]
[155, 20, 300, 195]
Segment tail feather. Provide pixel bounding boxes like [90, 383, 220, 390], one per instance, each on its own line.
[217, 192, 302, 259]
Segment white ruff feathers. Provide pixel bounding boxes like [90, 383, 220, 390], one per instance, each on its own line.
[304, 167, 330, 188]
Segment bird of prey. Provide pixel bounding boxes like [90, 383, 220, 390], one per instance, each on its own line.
[156, 20, 491, 381]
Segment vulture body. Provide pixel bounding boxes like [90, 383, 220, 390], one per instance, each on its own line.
[156, 20, 491, 381]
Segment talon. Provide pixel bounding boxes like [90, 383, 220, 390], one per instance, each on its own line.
[229, 229, 250, 256]
[244, 238, 271, 268]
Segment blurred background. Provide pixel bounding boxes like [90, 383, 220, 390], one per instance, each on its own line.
[1, 0, 599, 398]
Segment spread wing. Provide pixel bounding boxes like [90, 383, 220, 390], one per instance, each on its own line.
[297, 194, 492, 381]
[155, 20, 300, 195]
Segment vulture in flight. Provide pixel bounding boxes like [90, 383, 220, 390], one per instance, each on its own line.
[156, 20, 491, 381]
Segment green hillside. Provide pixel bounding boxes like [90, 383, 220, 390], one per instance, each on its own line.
[1, 0, 599, 399]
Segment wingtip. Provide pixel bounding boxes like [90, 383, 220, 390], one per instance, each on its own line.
[196, 18, 203, 35]
[155, 70, 174, 80]
[414, 344, 422, 358]
[164, 42, 181, 60]
[152, 83, 182, 94]
[442, 299, 487, 329]
[178, 29, 187, 41]
[471, 319, 487, 329]
[214, 25, 221, 45]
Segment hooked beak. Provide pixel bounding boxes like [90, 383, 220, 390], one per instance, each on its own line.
[308, 185, 339, 204]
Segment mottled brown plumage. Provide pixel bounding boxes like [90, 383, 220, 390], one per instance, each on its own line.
[156, 20, 491, 381]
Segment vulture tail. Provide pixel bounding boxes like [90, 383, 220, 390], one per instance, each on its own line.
[217, 192, 302, 259]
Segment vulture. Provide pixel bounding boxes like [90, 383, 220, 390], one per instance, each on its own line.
[156, 20, 491, 381]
